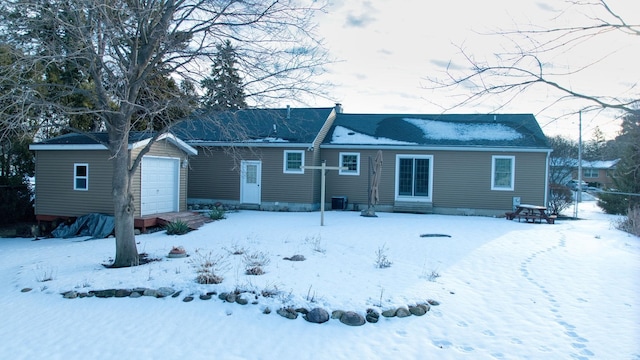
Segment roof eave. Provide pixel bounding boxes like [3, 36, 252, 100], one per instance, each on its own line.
[186, 141, 312, 148]
[321, 144, 552, 153]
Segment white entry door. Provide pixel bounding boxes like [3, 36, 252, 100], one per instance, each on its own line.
[141, 156, 180, 215]
[240, 160, 261, 204]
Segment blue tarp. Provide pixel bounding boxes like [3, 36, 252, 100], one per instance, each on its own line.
[51, 213, 115, 239]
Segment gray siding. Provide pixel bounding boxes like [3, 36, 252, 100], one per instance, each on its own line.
[322, 148, 548, 213]
[35, 139, 190, 218]
[34, 150, 114, 217]
[188, 147, 317, 205]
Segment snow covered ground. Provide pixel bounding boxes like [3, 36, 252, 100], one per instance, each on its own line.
[1, 200, 638, 360]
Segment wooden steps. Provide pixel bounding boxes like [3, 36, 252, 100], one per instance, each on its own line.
[393, 201, 433, 214]
[155, 212, 213, 230]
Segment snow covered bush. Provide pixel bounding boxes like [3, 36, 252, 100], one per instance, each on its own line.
[190, 249, 227, 284]
[547, 183, 573, 215]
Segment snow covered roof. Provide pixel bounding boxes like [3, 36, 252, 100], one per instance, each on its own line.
[323, 113, 549, 149]
[581, 159, 619, 169]
[29, 132, 197, 155]
[552, 158, 620, 169]
[173, 107, 336, 145]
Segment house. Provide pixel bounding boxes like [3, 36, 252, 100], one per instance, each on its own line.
[29, 107, 552, 224]
[173, 106, 339, 211]
[318, 113, 552, 216]
[29, 132, 197, 227]
[178, 109, 551, 216]
[572, 159, 619, 189]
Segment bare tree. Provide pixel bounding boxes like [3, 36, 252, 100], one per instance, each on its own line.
[547, 135, 578, 185]
[0, 0, 328, 267]
[429, 0, 639, 119]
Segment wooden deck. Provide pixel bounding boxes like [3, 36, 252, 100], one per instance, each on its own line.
[135, 211, 213, 233]
[37, 211, 213, 234]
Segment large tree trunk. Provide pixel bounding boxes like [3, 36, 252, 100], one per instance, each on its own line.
[110, 129, 139, 267]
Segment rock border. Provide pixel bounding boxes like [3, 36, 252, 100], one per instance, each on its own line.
[46, 287, 440, 327]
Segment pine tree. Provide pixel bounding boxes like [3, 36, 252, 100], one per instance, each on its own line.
[597, 111, 640, 214]
[201, 40, 247, 110]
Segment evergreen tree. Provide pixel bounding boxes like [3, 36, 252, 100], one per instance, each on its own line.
[201, 41, 247, 110]
[132, 68, 195, 131]
[612, 113, 640, 198]
[597, 111, 640, 214]
[584, 127, 607, 161]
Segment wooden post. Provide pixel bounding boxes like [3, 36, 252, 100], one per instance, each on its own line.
[302, 161, 348, 226]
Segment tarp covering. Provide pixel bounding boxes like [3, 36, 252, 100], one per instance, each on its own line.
[51, 213, 115, 239]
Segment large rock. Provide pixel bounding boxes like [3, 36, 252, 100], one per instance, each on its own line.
[366, 309, 380, 323]
[93, 289, 117, 298]
[63, 291, 78, 299]
[339, 311, 365, 326]
[409, 305, 426, 316]
[304, 308, 329, 324]
[395, 307, 411, 318]
[283, 255, 306, 261]
[115, 289, 132, 297]
[277, 307, 298, 320]
[157, 287, 175, 298]
[381, 309, 397, 318]
[236, 297, 249, 305]
[142, 289, 158, 297]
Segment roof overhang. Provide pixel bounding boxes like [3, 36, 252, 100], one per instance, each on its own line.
[321, 144, 553, 153]
[187, 141, 311, 149]
[29, 133, 198, 156]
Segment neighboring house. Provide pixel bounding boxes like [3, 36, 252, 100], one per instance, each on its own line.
[173, 106, 339, 211]
[29, 132, 197, 226]
[319, 113, 552, 216]
[572, 159, 619, 189]
[551, 158, 619, 189]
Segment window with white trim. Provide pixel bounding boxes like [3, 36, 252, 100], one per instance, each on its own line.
[491, 156, 514, 191]
[583, 168, 598, 178]
[283, 150, 304, 174]
[74, 163, 89, 190]
[339, 152, 360, 175]
[395, 155, 433, 200]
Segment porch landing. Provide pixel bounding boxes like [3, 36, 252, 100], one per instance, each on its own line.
[37, 211, 213, 234]
[135, 211, 213, 233]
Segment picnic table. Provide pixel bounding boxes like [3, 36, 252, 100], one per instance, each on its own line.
[505, 204, 556, 224]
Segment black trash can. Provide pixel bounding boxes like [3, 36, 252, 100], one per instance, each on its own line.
[331, 196, 348, 210]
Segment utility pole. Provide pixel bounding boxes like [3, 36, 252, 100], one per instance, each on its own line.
[574, 110, 583, 219]
[302, 161, 348, 226]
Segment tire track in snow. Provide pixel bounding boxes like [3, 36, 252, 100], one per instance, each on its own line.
[519, 232, 595, 360]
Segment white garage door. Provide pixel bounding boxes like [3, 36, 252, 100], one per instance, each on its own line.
[141, 156, 180, 216]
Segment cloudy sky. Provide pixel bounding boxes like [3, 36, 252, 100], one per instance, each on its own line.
[310, 0, 639, 140]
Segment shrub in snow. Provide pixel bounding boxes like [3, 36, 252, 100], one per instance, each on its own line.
[190, 249, 227, 284]
[374, 244, 392, 268]
[165, 220, 190, 235]
[243, 251, 270, 275]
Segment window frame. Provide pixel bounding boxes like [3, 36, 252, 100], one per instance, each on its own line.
[583, 168, 598, 178]
[283, 150, 305, 174]
[339, 152, 360, 175]
[491, 155, 515, 191]
[74, 163, 89, 191]
[394, 154, 433, 202]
